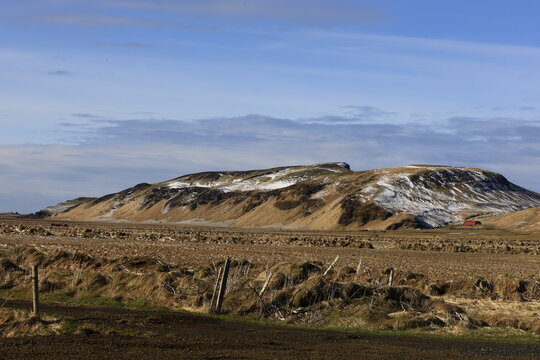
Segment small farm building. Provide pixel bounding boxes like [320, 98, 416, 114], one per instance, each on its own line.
[463, 220, 482, 226]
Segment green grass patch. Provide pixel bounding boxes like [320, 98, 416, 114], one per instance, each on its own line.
[2, 290, 538, 344]
[59, 318, 78, 334]
[171, 309, 540, 345]
[0, 288, 30, 299]
[26, 290, 173, 313]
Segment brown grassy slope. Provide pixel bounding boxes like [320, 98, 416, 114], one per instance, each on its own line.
[483, 207, 540, 232]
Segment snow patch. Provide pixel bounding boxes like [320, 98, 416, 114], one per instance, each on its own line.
[360, 169, 540, 228]
[166, 167, 301, 192]
[45, 203, 77, 215]
[220, 179, 298, 192]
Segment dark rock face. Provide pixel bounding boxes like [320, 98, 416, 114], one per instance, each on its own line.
[338, 197, 393, 226]
[385, 216, 423, 230]
[188, 189, 237, 210]
[94, 183, 152, 206]
[28, 210, 53, 219]
[409, 169, 517, 192]
[141, 187, 187, 209]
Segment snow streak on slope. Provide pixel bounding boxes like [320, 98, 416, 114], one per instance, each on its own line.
[360, 167, 540, 227]
[166, 164, 347, 193]
[167, 168, 298, 192]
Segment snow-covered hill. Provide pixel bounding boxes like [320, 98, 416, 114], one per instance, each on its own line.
[36, 163, 540, 230]
[357, 165, 540, 227]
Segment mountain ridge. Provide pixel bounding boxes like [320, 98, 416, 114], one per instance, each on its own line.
[36, 162, 540, 230]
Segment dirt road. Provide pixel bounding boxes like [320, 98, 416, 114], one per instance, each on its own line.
[0, 299, 538, 360]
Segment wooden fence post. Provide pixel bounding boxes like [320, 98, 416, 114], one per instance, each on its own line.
[31, 265, 39, 318]
[210, 266, 223, 312]
[215, 258, 231, 314]
[388, 268, 394, 287]
[259, 271, 273, 298]
[354, 258, 362, 282]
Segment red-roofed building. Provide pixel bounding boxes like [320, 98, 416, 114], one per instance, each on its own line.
[463, 220, 482, 226]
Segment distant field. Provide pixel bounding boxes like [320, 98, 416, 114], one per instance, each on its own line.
[0, 217, 538, 276]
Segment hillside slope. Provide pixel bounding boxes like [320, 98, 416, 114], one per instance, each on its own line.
[482, 207, 540, 232]
[38, 163, 540, 230]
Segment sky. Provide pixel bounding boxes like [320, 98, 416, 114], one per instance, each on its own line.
[1, 0, 540, 213]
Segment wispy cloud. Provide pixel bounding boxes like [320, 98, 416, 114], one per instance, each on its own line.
[307, 30, 540, 57]
[341, 105, 397, 119]
[95, 41, 152, 48]
[103, 0, 390, 25]
[25, 0, 389, 31]
[47, 70, 74, 76]
[71, 113, 102, 119]
[43, 14, 159, 27]
[297, 106, 397, 125]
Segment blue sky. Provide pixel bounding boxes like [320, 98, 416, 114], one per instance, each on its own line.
[1, 0, 540, 212]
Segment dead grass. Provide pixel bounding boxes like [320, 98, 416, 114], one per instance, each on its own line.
[1, 244, 537, 339]
[0, 308, 62, 337]
[0, 220, 539, 339]
[446, 297, 540, 333]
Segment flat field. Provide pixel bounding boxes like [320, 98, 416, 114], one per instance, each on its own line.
[0, 217, 538, 359]
[0, 218, 538, 277]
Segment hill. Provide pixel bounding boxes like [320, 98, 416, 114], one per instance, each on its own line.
[482, 206, 540, 232]
[35, 162, 540, 230]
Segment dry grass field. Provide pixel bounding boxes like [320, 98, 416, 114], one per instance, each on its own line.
[0, 216, 538, 358]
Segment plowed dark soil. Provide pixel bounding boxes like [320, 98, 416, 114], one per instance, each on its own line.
[0, 299, 538, 360]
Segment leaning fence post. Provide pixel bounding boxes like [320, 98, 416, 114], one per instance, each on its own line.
[31, 265, 40, 318]
[215, 258, 231, 314]
[259, 271, 273, 298]
[354, 258, 362, 282]
[210, 266, 223, 312]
